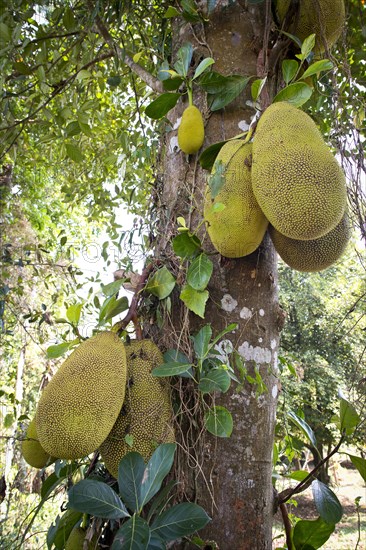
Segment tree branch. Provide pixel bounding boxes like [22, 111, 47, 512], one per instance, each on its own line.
[280, 502, 293, 550]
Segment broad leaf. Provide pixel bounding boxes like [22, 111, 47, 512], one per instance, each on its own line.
[198, 369, 231, 394]
[200, 72, 251, 110]
[139, 444, 176, 508]
[340, 398, 360, 435]
[111, 515, 150, 550]
[282, 59, 299, 84]
[204, 406, 233, 437]
[300, 59, 333, 79]
[145, 93, 181, 120]
[193, 58, 215, 80]
[152, 361, 194, 377]
[46, 340, 77, 359]
[301, 34, 316, 59]
[172, 232, 201, 259]
[101, 279, 126, 297]
[151, 503, 211, 541]
[180, 285, 209, 319]
[146, 267, 176, 299]
[118, 452, 145, 513]
[287, 470, 309, 482]
[162, 349, 194, 378]
[187, 254, 213, 291]
[147, 533, 166, 549]
[273, 83, 313, 107]
[208, 160, 226, 198]
[251, 77, 267, 101]
[99, 295, 129, 322]
[193, 324, 212, 359]
[174, 43, 193, 77]
[66, 303, 82, 325]
[65, 142, 84, 163]
[68, 479, 130, 519]
[50, 510, 82, 550]
[311, 480, 343, 524]
[293, 517, 335, 549]
[348, 454, 366, 483]
[163, 6, 180, 18]
[199, 141, 228, 170]
[287, 411, 317, 448]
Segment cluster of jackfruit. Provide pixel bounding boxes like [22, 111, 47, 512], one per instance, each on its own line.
[22, 332, 174, 480]
[178, 105, 205, 154]
[276, 0, 345, 54]
[204, 102, 349, 272]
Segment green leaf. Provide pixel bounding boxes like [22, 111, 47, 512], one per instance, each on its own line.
[151, 503, 211, 541]
[164, 6, 181, 18]
[251, 77, 267, 101]
[193, 58, 215, 80]
[210, 323, 237, 347]
[198, 369, 231, 394]
[66, 303, 82, 325]
[51, 510, 83, 550]
[273, 83, 313, 107]
[287, 411, 317, 448]
[300, 59, 333, 79]
[208, 159, 226, 198]
[162, 349, 193, 378]
[118, 452, 145, 513]
[293, 517, 335, 549]
[180, 285, 209, 318]
[311, 480, 343, 524]
[111, 515, 150, 550]
[301, 34, 316, 58]
[181, 0, 200, 23]
[145, 93, 181, 120]
[199, 140, 228, 170]
[146, 267, 176, 299]
[163, 77, 184, 91]
[152, 361, 194, 377]
[172, 232, 201, 259]
[68, 479, 130, 519]
[63, 7, 77, 30]
[65, 142, 84, 163]
[339, 398, 360, 435]
[206, 74, 251, 111]
[193, 324, 212, 359]
[139, 444, 176, 508]
[348, 454, 366, 483]
[287, 470, 309, 482]
[46, 340, 78, 359]
[174, 42, 193, 77]
[282, 59, 299, 84]
[204, 406, 233, 437]
[147, 534, 166, 549]
[99, 296, 129, 322]
[101, 279, 126, 297]
[187, 254, 213, 291]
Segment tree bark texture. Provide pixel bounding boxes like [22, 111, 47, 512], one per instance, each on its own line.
[149, 2, 283, 548]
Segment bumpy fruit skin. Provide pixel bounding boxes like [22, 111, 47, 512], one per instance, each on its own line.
[100, 339, 175, 478]
[178, 105, 204, 154]
[269, 211, 350, 272]
[276, 0, 345, 54]
[21, 418, 54, 468]
[252, 102, 347, 241]
[36, 332, 127, 459]
[65, 526, 98, 550]
[204, 140, 268, 258]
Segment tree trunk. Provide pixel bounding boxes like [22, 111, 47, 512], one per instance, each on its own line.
[150, 2, 283, 548]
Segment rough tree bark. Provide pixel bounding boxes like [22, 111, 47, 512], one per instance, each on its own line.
[149, 2, 284, 549]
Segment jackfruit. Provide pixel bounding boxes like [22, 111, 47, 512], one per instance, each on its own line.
[204, 140, 268, 258]
[21, 418, 54, 468]
[276, 0, 345, 54]
[269, 211, 350, 272]
[36, 332, 127, 459]
[252, 102, 347, 241]
[65, 525, 98, 550]
[178, 105, 204, 154]
[100, 339, 175, 478]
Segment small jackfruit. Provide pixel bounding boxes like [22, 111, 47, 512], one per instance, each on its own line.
[36, 332, 127, 459]
[204, 140, 268, 258]
[269, 211, 350, 272]
[276, 0, 345, 54]
[100, 339, 175, 478]
[21, 418, 54, 468]
[252, 102, 347, 241]
[178, 105, 204, 154]
[65, 526, 98, 550]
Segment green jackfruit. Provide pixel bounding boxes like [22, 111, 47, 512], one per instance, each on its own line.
[204, 140, 268, 258]
[100, 339, 175, 478]
[178, 105, 204, 154]
[36, 332, 127, 459]
[21, 418, 54, 468]
[252, 102, 347, 241]
[65, 526, 98, 550]
[276, 0, 345, 54]
[269, 211, 350, 272]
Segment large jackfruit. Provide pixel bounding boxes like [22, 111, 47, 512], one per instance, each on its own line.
[36, 332, 127, 459]
[269, 211, 350, 272]
[100, 339, 175, 478]
[178, 105, 204, 154]
[65, 526, 98, 550]
[276, 0, 345, 54]
[252, 102, 347, 241]
[204, 140, 268, 258]
[21, 418, 54, 468]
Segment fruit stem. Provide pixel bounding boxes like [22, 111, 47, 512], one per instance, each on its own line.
[187, 85, 193, 106]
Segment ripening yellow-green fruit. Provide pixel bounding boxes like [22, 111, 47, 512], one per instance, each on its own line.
[36, 332, 127, 459]
[204, 141, 268, 258]
[269, 211, 350, 272]
[178, 105, 204, 154]
[252, 102, 347, 241]
[65, 526, 99, 550]
[21, 418, 54, 468]
[100, 339, 175, 478]
[276, 0, 345, 54]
